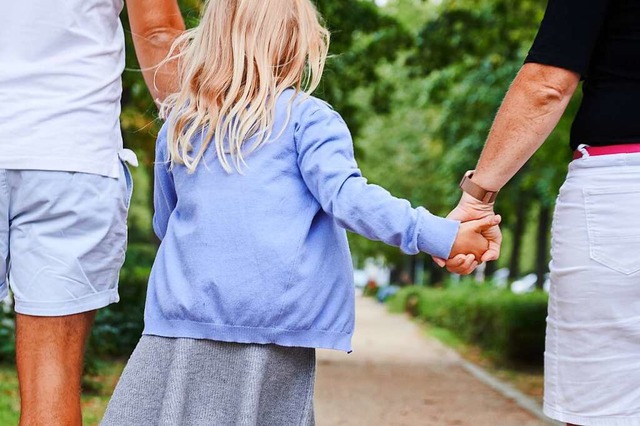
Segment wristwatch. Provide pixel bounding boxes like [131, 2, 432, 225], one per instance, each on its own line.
[459, 170, 498, 203]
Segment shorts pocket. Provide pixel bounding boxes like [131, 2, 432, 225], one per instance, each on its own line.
[584, 186, 640, 275]
[120, 160, 134, 209]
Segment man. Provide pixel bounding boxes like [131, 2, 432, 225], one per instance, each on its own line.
[0, 1, 184, 424]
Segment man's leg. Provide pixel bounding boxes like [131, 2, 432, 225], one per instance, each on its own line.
[8, 165, 132, 424]
[16, 311, 96, 426]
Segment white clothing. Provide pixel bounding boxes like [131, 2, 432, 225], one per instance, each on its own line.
[0, 0, 126, 177]
[0, 162, 133, 316]
[545, 152, 640, 426]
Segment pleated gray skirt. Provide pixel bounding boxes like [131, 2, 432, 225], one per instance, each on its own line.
[101, 336, 316, 426]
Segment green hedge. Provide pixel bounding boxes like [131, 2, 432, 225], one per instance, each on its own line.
[388, 285, 548, 365]
[0, 304, 14, 364]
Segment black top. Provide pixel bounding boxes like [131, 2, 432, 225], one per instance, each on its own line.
[525, 0, 640, 149]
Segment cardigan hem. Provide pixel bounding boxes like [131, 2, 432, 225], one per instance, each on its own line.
[143, 318, 353, 352]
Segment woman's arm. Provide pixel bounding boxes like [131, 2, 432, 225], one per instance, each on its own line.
[442, 63, 580, 274]
[441, 0, 610, 273]
[471, 63, 579, 192]
[126, 0, 186, 103]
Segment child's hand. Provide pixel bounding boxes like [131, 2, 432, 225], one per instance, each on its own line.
[449, 215, 502, 262]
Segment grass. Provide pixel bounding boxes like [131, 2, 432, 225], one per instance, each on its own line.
[0, 366, 20, 425]
[0, 360, 125, 425]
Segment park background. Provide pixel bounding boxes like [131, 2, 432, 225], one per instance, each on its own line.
[0, 0, 574, 423]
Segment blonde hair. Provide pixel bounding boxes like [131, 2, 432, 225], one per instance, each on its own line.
[160, 0, 330, 173]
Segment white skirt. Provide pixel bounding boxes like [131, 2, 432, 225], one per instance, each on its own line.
[545, 151, 640, 426]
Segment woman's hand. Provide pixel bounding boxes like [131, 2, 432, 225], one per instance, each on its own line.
[431, 64, 578, 275]
[449, 214, 502, 259]
[434, 192, 503, 274]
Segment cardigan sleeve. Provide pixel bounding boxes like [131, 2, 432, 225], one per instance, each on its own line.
[294, 102, 459, 259]
[153, 124, 177, 241]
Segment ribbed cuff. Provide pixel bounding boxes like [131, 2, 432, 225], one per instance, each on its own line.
[415, 208, 460, 259]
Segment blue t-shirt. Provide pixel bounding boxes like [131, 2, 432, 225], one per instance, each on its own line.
[144, 90, 459, 352]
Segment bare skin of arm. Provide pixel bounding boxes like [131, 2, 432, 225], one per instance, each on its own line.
[126, 0, 186, 104]
[441, 63, 581, 274]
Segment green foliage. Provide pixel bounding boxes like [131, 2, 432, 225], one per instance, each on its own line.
[0, 305, 15, 364]
[314, 0, 413, 135]
[362, 282, 380, 298]
[348, 0, 573, 275]
[389, 284, 548, 365]
[0, 366, 20, 423]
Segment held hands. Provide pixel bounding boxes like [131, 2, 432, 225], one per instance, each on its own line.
[447, 214, 502, 274]
[434, 192, 503, 275]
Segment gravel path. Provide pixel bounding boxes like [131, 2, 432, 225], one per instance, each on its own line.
[314, 296, 550, 426]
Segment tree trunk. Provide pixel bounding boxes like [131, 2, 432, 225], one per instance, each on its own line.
[414, 255, 425, 286]
[484, 259, 497, 280]
[508, 196, 527, 281]
[408, 256, 417, 284]
[425, 257, 445, 287]
[535, 204, 552, 289]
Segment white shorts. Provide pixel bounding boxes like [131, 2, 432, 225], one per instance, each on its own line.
[545, 152, 640, 426]
[0, 161, 133, 316]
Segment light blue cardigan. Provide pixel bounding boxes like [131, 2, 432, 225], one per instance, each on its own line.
[143, 90, 459, 351]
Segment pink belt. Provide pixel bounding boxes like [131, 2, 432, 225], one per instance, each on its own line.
[573, 143, 640, 160]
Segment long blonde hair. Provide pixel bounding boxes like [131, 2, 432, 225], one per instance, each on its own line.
[160, 0, 330, 173]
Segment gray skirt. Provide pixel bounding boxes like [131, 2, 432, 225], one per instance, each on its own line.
[101, 336, 316, 426]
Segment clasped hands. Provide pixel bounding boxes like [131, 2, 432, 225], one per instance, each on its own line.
[433, 192, 503, 275]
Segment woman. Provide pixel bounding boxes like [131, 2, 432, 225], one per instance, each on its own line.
[443, 0, 640, 425]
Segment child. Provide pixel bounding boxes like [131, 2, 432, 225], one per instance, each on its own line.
[103, 0, 499, 424]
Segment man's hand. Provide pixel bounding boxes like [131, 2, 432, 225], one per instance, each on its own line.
[434, 192, 503, 274]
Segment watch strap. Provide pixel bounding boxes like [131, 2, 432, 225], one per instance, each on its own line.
[459, 170, 498, 204]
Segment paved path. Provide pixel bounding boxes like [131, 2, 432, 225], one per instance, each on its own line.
[314, 296, 549, 426]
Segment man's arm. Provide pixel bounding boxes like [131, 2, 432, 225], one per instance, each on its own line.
[126, 0, 186, 104]
[441, 63, 580, 274]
